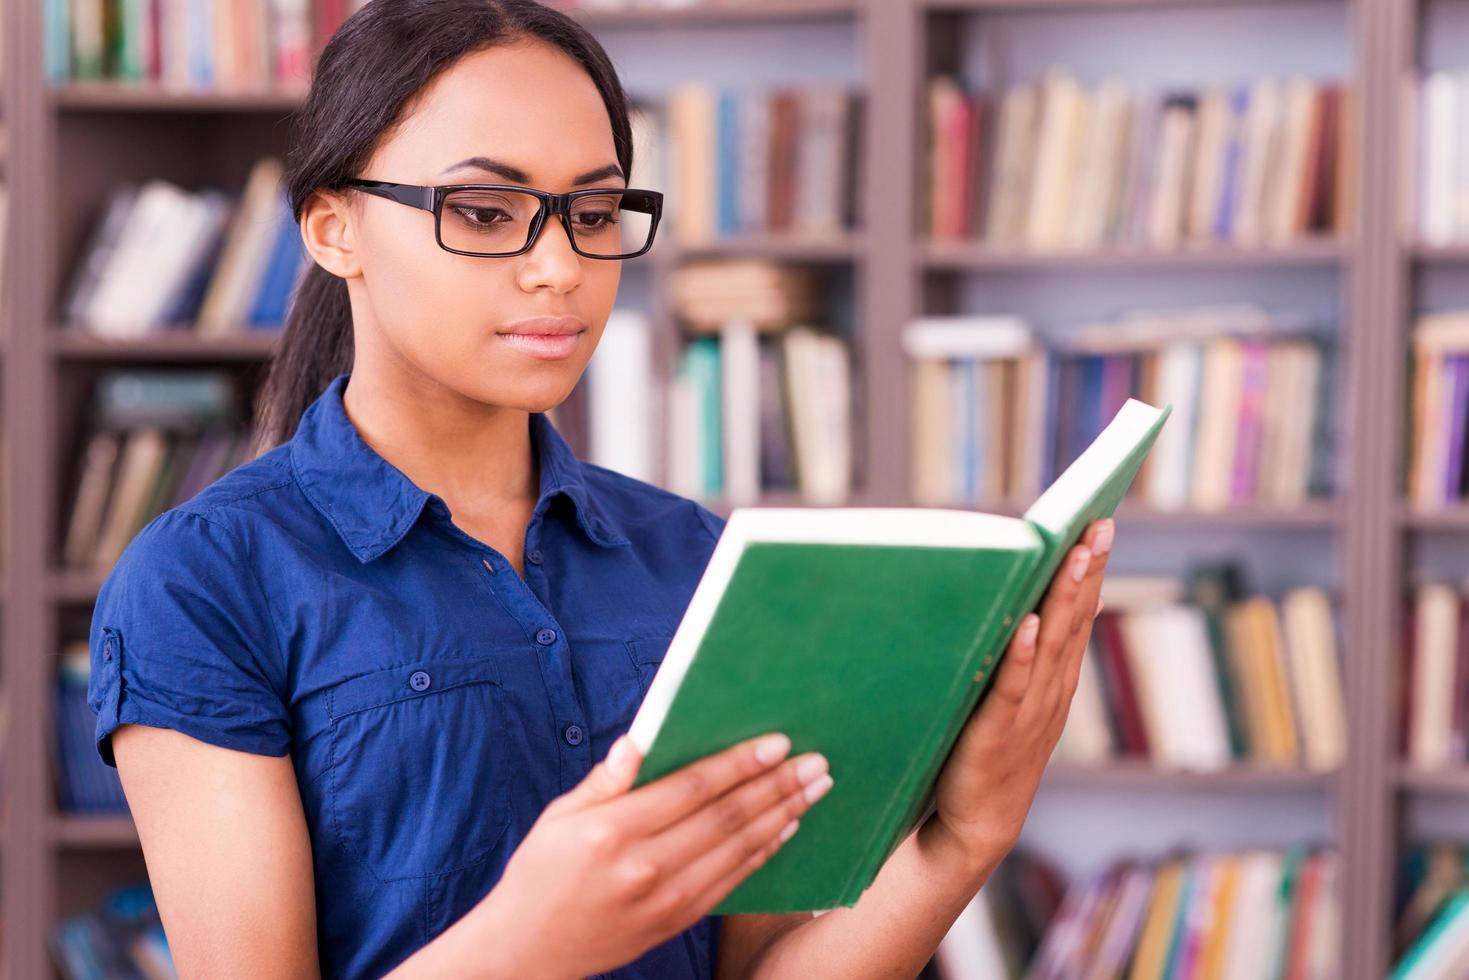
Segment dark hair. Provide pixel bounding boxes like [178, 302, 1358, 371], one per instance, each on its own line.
[252, 0, 635, 452]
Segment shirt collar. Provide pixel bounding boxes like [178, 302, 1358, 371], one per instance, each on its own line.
[289, 373, 630, 563]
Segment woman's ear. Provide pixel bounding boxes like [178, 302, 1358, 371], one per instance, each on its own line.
[299, 188, 362, 280]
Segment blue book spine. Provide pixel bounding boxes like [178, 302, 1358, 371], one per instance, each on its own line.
[190, 0, 214, 88]
[1078, 355, 1106, 456]
[717, 90, 741, 237]
[1213, 87, 1250, 240]
[953, 360, 976, 505]
[43, 0, 71, 82]
[249, 196, 309, 327]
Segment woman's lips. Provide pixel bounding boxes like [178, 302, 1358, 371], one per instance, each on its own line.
[497, 330, 583, 360]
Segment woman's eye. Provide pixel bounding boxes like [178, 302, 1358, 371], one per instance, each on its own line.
[452, 206, 507, 226]
[577, 211, 618, 229]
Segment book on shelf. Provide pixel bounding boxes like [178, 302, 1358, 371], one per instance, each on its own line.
[1407, 70, 1469, 248]
[1392, 843, 1469, 978]
[625, 397, 1170, 913]
[60, 156, 305, 339]
[1406, 311, 1469, 510]
[50, 882, 173, 980]
[666, 322, 852, 506]
[55, 641, 130, 815]
[931, 849, 1066, 979]
[1054, 568, 1347, 774]
[44, 0, 370, 89]
[905, 306, 1338, 513]
[63, 370, 253, 574]
[1015, 847, 1339, 979]
[925, 71, 1350, 253]
[1398, 579, 1469, 771]
[663, 80, 863, 246]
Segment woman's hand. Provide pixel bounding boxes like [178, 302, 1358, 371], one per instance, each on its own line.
[920, 518, 1114, 875]
[473, 730, 834, 980]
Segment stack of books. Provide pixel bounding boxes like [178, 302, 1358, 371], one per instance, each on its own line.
[1055, 569, 1346, 774]
[61, 156, 303, 339]
[44, 0, 370, 88]
[62, 370, 253, 575]
[905, 306, 1338, 512]
[662, 80, 864, 244]
[924, 72, 1351, 252]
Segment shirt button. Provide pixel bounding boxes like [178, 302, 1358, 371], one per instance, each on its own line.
[536, 628, 558, 646]
[527, 548, 544, 565]
[564, 724, 585, 746]
[408, 670, 431, 692]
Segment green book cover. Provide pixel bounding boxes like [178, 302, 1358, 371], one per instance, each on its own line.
[628, 398, 1172, 914]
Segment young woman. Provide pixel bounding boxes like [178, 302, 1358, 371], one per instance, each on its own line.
[88, 1, 1115, 977]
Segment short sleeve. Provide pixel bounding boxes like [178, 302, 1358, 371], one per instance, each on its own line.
[88, 508, 291, 768]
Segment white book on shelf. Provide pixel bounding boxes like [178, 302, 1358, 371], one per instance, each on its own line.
[1067, 78, 1129, 250]
[1190, 337, 1244, 512]
[588, 310, 655, 484]
[933, 888, 1007, 980]
[901, 315, 1032, 360]
[1146, 97, 1195, 251]
[720, 320, 761, 506]
[1222, 852, 1287, 980]
[1187, 87, 1230, 243]
[1025, 71, 1086, 251]
[910, 357, 951, 507]
[665, 365, 702, 500]
[1267, 78, 1318, 246]
[1053, 642, 1113, 765]
[198, 156, 286, 334]
[1233, 77, 1281, 248]
[84, 181, 193, 337]
[1410, 583, 1460, 770]
[1282, 587, 1346, 772]
[1146, 341, 1200, 511]
[1422, 71, 1458, 247]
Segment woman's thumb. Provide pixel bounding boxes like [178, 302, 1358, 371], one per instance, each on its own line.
[557, 734, 643, 812]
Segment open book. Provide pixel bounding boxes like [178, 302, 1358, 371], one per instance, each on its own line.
[627, 398, 1172, 914]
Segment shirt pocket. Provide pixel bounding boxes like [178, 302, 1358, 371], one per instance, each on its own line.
[624, 634, 676, 699]
[325, 655, 511, 882]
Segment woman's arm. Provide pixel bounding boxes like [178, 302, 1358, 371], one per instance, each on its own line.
[113, 724, 525, 980]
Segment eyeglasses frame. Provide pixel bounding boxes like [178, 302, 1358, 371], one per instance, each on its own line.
[341, 178, 663, 260]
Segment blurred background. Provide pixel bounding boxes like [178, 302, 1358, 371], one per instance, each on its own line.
[2, 0, 1467, 976]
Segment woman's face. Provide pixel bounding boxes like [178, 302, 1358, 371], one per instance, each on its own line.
[317, 39, 625, 413]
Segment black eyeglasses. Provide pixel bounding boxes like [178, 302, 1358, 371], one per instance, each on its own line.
[342, 179, 663, 259]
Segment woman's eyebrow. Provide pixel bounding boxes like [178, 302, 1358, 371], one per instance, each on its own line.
[438, 156, 626, 186]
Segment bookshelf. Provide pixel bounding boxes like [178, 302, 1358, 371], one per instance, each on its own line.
[0, 0, 1446, 976]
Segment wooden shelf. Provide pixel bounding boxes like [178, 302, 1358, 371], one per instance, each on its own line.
[658, 232, 864, 264]
[1395, 765, 1469, 795]
[51, 328, 283, 361]
[1399, 503, 1469, 530]
[919, 238, 1346, 272]
[560, 0, 860, 26]
[50, 82, 307, 113]
[1043, 761, 1336, 790]
[1409, 243, 1469, 264]
[50, 814, 138, 849]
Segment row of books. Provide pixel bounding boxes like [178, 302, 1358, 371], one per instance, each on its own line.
[1408, 311, 1469, 510]
[61, 156, 306, 338]
[662, 81, 864, 244]
[667, 323, 853, 505]
[931, 72, 1350, 252]
[56, 640, 129, 814]
[63, 371, 254, 574]
[929, 850, 1066, 979]
[51, 882, 174, 980]
[906, 306, 1337, 512]
[1013, 848, 1341, 979]
[43, 0, 368, 89]
[1054, 571, 1346, 773]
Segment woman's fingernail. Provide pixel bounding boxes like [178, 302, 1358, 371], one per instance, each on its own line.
[1020, 615, 1040, 647]
[804, 774, 834, 804]
[780, 818, 800, 842]
[755, 733, 792, 765]
[1071, 547, 1092, 582]
[1093, 520, 1114, 556]
[796, 753, 829, 784]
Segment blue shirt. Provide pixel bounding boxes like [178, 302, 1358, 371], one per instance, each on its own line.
[88, 372, 728, 979]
